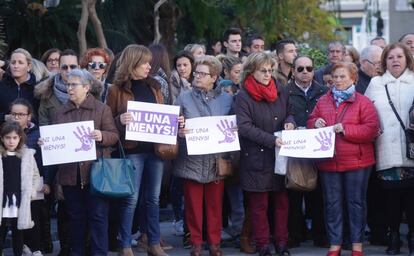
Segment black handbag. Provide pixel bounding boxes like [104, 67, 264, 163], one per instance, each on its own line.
[385, 84, 414, 159]
[90, 141, 136, 198]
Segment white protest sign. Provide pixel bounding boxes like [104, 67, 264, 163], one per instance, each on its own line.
[126, 101, 180, 145]
[279, 126, 335, 158]
[185, 115, 240, 155]
[40, 121, 96, 166]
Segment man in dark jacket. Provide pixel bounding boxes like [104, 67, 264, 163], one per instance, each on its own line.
[355, 45, 383, 94]
[314, 41, 345, 85]
[287, 55, 328, 248]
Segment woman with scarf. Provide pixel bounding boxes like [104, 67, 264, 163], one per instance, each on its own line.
[234, 52, 295, 256]
[307, 62, 380, 256]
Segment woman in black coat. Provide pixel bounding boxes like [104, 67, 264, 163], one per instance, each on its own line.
[234, 52, 295, 256]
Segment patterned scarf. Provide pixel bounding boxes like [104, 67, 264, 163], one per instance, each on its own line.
[332, 84, 355, 107]
[243, 75, 278, 102]
[53, 74, 70, 104]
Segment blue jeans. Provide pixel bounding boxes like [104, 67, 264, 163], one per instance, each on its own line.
[169, 176, 184, 221]
[117, 153, 164, 248]
[320, 168, 371, 245]
[62, 185, 109, 256]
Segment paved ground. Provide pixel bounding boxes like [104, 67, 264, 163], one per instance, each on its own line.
[1, 208, 409, 255]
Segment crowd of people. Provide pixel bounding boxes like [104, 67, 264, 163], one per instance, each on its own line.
[0, 28, 413, 256]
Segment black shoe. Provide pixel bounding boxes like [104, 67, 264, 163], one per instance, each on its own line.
[408, 232, 414, 255]
[258, 246, 273, 256]
[386, 232, 401, 255]
[276, 245, 290, 256]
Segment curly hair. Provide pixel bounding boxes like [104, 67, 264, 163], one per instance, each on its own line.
[80, 48, 111, 70]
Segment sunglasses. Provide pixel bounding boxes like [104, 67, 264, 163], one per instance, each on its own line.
[296, 66, 314, 72]
[60, 64, 78, 71]
[88, 62, 107, 70]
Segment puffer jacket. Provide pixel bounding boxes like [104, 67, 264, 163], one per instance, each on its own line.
[307, 90, 380, 172]
[173, 87, 233, 183]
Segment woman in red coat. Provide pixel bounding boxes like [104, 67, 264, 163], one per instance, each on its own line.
[307, 62, 380, 256]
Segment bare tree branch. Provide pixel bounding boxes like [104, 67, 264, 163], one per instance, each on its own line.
[88, 0, 108, 49]
[77, 0, 89, 56]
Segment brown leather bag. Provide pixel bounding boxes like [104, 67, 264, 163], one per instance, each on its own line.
[285, 158, 318, 191]
[216, 156, 233, 177]
[154, 143, 178, 160]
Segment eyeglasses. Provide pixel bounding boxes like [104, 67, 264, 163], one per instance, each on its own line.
[88, 62, 107, 70]
[60, 64, 78, 71]
[65, 83, 84, 89]
[296, 66, 314, 72]
[10, 112, 29, 118]
[47, 58, 59, 64]
[259, 69, 274, 75]
[193, 71, 211, 78]
[366, 60, 381, 66]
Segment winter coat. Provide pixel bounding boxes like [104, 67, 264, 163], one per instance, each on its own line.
[173, 87, 233, 183]
[170, 70, 192, 104]
[34, 74, 103, 126]
[54, 94, 119, 186]
[307, 90, 380, 172]
[0, 146, 40, 229]
[287, 80, 328, 127]
[365, 69, 414, 171]
[355, 69, 372, 94]
[106, 76, 163, 151]
[234, 81, 295, 192]
[0, 72, 39, 123]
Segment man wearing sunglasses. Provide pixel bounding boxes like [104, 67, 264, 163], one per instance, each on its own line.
[315, 41, 345, 85]
[286, 55, 329, 249]
[356, 45, 383, 94]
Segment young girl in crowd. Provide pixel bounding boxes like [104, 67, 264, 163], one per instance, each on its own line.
[0, 121, 40, 256]
[10, 98, 50, 256]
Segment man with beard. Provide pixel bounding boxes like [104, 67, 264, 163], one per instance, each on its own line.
[356, 45, 383, 94]
[314, 41, 345, 85]
[275, 39, 297, 86]
[286, 55, 328, 248]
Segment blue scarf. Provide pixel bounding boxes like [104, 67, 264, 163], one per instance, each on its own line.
[332, 85, 355, 107]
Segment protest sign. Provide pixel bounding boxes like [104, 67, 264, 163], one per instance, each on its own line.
[126, 101, 180, 145]
[40, 121, 96, 165]
[279, 126, 335, 158]
[185, 115, 240, 155]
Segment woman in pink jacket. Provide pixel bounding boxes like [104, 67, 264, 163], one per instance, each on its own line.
[307, 62, 380, 256]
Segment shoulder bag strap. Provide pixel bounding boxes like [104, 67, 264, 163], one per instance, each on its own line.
[385, 84, 406, 130]
[336, 103, 351, 123]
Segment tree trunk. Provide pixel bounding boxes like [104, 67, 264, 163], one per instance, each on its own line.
[77, 0, 89, 56]
[153, 0, 168, 44]
[88, 0, 108, 49]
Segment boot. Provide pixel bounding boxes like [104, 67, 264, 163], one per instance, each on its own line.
[190, 245, 203, 256]
[118, 248, 134, 256]
[147, 244, 168, 256]
[408, 232, 414, 256]
[386, 232, 401, 255]
[208, 244, 223, 256]
[240, 236, 256, 254]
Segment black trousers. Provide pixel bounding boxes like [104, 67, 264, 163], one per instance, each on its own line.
[366, 171, 387, 240]
[23, 200, 43, 252]
[385, 187, 414, 232]
[0, 218, 23, 256]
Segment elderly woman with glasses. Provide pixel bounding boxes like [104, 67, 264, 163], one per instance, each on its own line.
[234, 52, 295, 256]
[48, 68, 118, 255]
[173, 55, 232, 256]
[308, 62, 380, 256]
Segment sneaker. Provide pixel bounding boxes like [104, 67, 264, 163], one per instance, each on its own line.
[32, 251, 43, 256]
[131, 238, 138, 247]
[172, 219, 185, 236]
[22, 244, 32, 256]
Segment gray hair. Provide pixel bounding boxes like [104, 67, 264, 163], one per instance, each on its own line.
[67, 69, 96, 86]
[31, 59, 50, 83]
[328, 41, 345, 53]
[360, 45, 383, 61]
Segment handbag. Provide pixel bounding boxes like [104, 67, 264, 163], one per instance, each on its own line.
[285, 157, 318, 191]
[385, 84, 414, 159]
[216, 156, 233, 177]
[154, 143, 178, 160]
[90, 141, 136, 198]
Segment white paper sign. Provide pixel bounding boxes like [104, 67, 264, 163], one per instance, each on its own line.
[185, 115, 240, 155]
[40, 121, 96, 165]
[126, 101, 180, 145]
[279, 126, 335, 158]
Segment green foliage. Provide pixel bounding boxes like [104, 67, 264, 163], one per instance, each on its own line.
[299, 47, 328, 69]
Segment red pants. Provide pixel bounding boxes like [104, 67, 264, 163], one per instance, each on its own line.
[184, 179, 224, 246]
[248, 190, 289, 249]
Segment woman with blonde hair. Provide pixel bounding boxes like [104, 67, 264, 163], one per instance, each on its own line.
[106, 44, 168, 256]
[234, 52, 295, 256]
